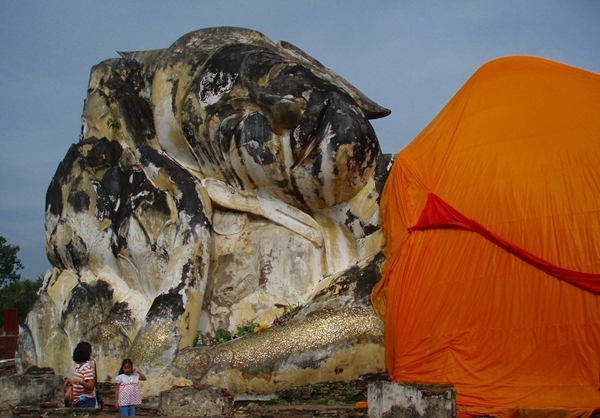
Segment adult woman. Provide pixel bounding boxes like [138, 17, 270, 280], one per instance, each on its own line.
[64, 345, 96, 408]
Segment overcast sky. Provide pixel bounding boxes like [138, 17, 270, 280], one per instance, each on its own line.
[1, 1, 599, 279]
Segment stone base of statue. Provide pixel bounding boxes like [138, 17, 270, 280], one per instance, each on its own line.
[368, 381, 456, 418]
[157, 385, 234, 417]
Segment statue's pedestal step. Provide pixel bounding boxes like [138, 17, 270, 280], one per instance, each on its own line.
[368, 381, 456, 418]
[234, 403, 368, 417]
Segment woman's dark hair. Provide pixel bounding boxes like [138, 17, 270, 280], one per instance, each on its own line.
[76, 341, 92, 357]
[118, 358, 134, 375]
[72, 345, 91, 363]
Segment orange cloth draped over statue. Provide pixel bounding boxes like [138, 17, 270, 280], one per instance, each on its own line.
[373, 56, 600, 417]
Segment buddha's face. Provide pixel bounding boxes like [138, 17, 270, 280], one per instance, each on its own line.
[180, 43, 381, 211]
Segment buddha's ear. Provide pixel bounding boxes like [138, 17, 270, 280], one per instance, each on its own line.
[277, 40, 391, 120]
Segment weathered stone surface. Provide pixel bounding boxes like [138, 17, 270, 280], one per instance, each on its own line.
[0, 372, 64, 415]
[0, 359, 16, 378]
[157, 385, 234, 417]
[368, 381, 456, 418]
[21, 27, 393, 397]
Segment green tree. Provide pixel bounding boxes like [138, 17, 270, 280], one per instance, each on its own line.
[0, 236, 24, 288]
[0, 277, 42, 325]
[0, 236, 41, 325]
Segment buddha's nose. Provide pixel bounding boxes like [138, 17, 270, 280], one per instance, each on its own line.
[258, 94, 307, 134]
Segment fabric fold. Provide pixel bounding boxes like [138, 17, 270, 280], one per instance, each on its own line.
[412, 192, 600, 294]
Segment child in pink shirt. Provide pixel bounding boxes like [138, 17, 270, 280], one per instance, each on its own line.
[114, 359, 146, 416]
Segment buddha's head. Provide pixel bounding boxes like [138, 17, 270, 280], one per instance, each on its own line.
[152, 27, 390, 211]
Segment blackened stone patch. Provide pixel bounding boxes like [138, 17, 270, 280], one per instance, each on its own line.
[68, 190, 90, 213]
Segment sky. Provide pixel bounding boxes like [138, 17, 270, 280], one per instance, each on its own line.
[1, 1, 599, 280]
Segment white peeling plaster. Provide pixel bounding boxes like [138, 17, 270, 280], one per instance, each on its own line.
[386, 159, 394, 172]
[198, 71, 237, 107]
[145, 161, 161, 179]
[131, 190, 151, 202]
